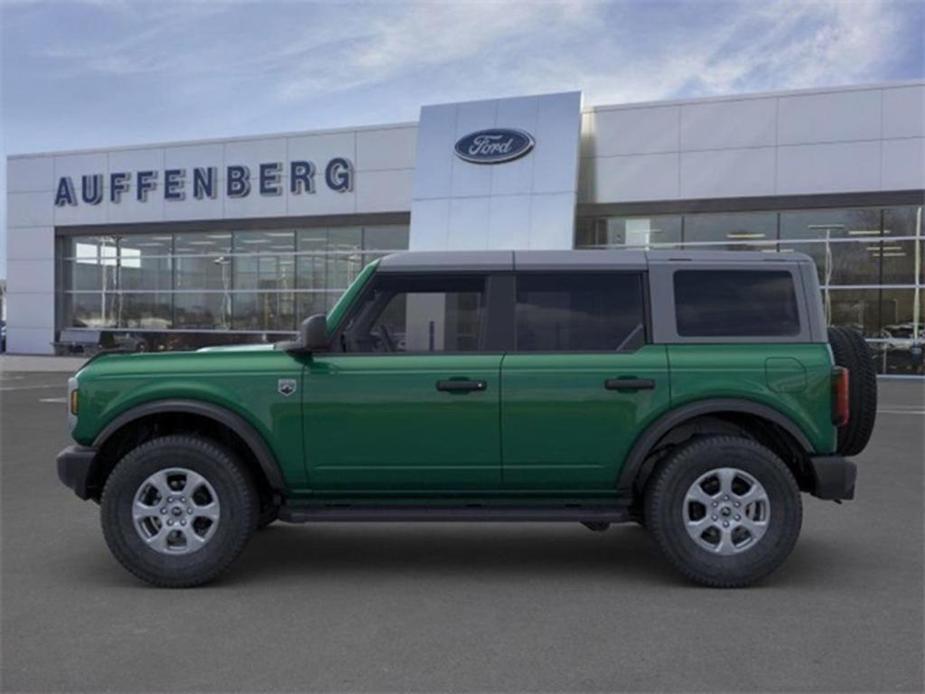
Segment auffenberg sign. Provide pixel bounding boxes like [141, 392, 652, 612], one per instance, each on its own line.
[53, 157, 354, 207]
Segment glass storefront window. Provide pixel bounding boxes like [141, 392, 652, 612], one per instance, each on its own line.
[780, 208, 883, 240]
[174, 232, 232, 255]
[232, 292, 296, 332]
[118, 238, 172, 291]
[65, 292, 117, 329]
[234, 230, 295, 254]
[326, 227, 364, 290]
[57, 224, 410, 348]
[882, 206, 922, 286]
[175, 255, 232, 291]
[60, 236, 118, 292]
[119, 293, 173, 330]
[234, 254, 295, 290]
[880, 289, 919, 336]
[174, 293, 230, 330]
[297, 227, 365, 292]
[879, 240, 919, 285]
[119, 234, 173, 256]
[60, 259, 117, 292]
[63, 235, 119, 261]
[296, 228, 329, 291]
[575, 215, 682, 248]
[827, 289, 881, 337]
[683, 212, 777, 250]
[327, 227, 363, 253]
[295, 291, 341, 323]
[882, 206, 922, 239]
[778, 239, 881, 286]
[876, 288, 922, 375]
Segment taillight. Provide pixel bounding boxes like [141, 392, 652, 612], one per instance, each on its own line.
[832, 367, 850, 427]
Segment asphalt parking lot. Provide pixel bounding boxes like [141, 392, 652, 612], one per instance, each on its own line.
[1, 367, 923, 693]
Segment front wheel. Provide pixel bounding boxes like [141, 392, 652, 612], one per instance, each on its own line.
[100, 435, 258, 588]
[645, 436, 802, 588]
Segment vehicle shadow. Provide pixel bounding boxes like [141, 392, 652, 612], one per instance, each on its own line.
[228, 523, 846, 589]
[223, 523, 683, 587]
[68, 522, 835, 589]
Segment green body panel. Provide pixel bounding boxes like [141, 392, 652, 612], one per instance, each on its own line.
[499, 346, 670, 490]
[667, 344, 836, 454]
[302, 354, 503, 492]
[72, 347, 310, 488]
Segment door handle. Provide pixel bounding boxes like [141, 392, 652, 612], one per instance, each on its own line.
[436, 379, 487, 393]
[604, 377, 655, 391]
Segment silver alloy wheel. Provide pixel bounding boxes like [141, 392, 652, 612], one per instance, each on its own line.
[132, 467, 221, 555]
[682, 467, 770, 555]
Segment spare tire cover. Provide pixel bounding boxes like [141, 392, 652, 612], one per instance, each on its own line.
[828, 326, 877, 456]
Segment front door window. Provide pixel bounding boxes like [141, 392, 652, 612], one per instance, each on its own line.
[340, 275, 487, 353]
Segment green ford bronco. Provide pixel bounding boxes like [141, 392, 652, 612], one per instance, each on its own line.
[57, 250, 876, 588]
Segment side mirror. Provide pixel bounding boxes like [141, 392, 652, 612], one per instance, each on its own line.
[299, 313, 328, 352]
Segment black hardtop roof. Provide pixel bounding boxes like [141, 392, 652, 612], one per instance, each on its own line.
[377, 249, 813, 272]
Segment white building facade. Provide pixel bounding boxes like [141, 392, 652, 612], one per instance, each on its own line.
[5, 82, 924, 373]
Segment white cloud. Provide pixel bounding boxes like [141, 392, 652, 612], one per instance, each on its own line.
[526, 0, 909, 106]
[262, 0, 915, 110]
[2, 0, 920, 149]
[274, 1, 598, 101]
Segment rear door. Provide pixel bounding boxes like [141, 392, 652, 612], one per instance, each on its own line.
[500, 271, 670, 490]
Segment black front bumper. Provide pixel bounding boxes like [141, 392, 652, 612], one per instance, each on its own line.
[56, 445, 100, 500]
[809, 455, 857, 500]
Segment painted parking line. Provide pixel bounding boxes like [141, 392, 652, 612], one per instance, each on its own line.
[39, 397, 68, 404]
[0, 384, 63, 391]
[877, 408, 925, 416]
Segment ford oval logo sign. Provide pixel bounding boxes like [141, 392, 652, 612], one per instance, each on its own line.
[454, 128, 535, 164]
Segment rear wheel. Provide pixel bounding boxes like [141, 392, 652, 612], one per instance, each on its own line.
[100, 435, 258, 588]
[828, 326, 877, 456]
[645, 436, 802, 588]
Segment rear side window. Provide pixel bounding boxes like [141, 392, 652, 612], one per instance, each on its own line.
[674, 270, 800, 337]
[515, 272, 646, 352]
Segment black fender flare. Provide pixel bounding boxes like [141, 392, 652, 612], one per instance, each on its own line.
[616, 398, 814, 497]
[93, 399, 286, 491]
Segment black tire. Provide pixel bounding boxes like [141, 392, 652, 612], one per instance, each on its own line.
[645, 436, 802, 588]
[100, 435, 258, 588]
[828, 326, 877, 456]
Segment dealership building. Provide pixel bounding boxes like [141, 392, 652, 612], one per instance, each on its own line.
[5, 81, 924, 373]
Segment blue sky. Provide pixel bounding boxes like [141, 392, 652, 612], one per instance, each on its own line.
[1, 0, 923, 276]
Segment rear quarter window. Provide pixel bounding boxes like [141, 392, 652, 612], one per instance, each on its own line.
[674, 270, 800, 337]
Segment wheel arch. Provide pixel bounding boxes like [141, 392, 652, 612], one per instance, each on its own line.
[617, 398, 814, 498]
[91, 399, 286, 498]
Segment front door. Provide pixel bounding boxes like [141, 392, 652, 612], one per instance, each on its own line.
[303, 272, 503, 492]
[501, 271, 670, 490]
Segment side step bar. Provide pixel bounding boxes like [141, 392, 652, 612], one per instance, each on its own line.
[278, 504, 631, 524]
